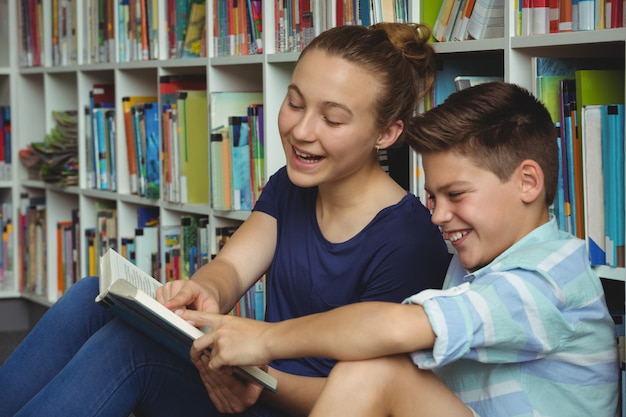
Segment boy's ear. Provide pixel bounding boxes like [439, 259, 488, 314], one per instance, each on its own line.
[518, 159, 544, 204]
[376, 120, 404, 150]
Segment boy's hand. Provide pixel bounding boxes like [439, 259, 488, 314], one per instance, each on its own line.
[156, 280, 221, 314]
[182, 310, 272, 370]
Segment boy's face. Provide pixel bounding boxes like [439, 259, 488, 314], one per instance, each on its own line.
[423, 151, 534, 272]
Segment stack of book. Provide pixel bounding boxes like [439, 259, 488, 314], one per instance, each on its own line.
[430, 0, 504, 42]
[535, 57, 625, 268]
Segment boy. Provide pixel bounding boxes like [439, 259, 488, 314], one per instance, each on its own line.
[184, 82, 619, 417]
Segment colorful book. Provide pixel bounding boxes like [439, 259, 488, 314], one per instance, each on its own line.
[121, 96, 158, 195]
[182, 0, 206, 58]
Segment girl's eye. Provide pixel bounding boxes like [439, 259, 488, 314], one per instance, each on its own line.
[323, 117, 342, 127]
[288, 101, 303, 110]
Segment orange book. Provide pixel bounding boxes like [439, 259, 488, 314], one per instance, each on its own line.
[57, 221, 73, 298]
[559, 0, 573, 31]
[140, 0, 149, 59]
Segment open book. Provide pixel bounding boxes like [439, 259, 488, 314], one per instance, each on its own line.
[95, 248, 277, 393]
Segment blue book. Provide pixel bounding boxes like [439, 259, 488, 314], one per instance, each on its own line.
[229, 116, 253, 210]
[143, 103, 160, 199]
[563, 103, 576, 236]
[554, 123, 566, 231]
[106, 110, 116, 191]
[132, 105, 146, 196]
[2, 106, 10, 170]
[433, 56, 503, 107]
[94, 108, 110, 190]
[89, 85, 115, 189]
[359, 0, 371, 26]
[603, 104, 625, 267]
[254, 277, 265, 321]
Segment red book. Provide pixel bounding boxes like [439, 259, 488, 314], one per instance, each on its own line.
[549, 0, 559, 32]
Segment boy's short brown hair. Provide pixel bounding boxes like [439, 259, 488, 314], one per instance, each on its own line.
[406, 82, 559, 206]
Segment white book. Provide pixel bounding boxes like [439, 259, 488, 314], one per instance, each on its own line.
[96, 248, 278, 393]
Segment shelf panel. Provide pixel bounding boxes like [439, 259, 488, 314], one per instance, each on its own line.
[595, 265, 626, 282]
[512, 28, 626, 49]
[431, 38, 506, 54]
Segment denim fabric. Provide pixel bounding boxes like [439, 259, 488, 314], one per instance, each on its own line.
[0, 278, 287, 417]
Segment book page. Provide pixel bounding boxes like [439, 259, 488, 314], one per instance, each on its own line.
[101, 248, 162, 298]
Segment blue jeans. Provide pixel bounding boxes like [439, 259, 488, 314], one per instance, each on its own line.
[0, 277, 287, 417]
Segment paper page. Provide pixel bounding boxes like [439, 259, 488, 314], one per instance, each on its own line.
[103, 249, 162, 298]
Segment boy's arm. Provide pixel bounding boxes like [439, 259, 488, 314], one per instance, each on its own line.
[183, 301, 436, 369]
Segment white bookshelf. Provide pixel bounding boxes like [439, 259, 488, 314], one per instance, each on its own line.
[0, 0, 623, 311]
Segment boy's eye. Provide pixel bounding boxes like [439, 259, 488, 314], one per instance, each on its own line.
[448, 191, 463, 199]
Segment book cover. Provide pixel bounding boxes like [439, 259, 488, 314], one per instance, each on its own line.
[531, 0, 549, 34]
[432, 0, 457, 41]
[575, 69, 625, 120]
[131, 104, 147, 196]
[581, 105, 606, 266]
[432, 55, 503, 106]
[96, 248, 277, 392]
[210, 131, 229, 210]
[466, 0, 504, 40]
[454, 75, 504, 91]
[134, 226, 159, 278]
[143, 102, 160, 199]
[160, 224, 181, 282]
[248, 104, 265, 204]
[182, 0, 206, 58]
[602, 104, 625, 267]
[177, 90, 209, 204]
[122, 96, 157, 195]
[229, 115, 253, 210]
[180, 215, 199, 280]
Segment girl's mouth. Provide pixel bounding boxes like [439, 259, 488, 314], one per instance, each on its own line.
[294, 148, 324, 164]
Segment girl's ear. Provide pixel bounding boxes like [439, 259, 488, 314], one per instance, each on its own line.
[376, 120, 404, 150]
[518, 159, 545, 204]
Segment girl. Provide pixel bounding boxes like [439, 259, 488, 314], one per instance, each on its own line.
[0, 23, 449, 417]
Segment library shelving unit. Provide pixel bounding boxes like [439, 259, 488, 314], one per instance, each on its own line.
[0, 0, 624, 322]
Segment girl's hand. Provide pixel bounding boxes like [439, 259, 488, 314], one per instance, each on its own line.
[193, 354, 265, 413]
[156, 279, 221, 314]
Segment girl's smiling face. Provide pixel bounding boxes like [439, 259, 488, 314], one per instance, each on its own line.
[278, 50, 384, 189]
[423, 151, 538, 272]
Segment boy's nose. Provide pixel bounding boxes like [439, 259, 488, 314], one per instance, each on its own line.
[430, 203, 452, 226]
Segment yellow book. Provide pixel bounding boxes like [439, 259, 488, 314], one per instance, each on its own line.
[178, 90, 209, 203]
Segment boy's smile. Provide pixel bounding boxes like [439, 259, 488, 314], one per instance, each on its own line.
[423, 151, 541, 272]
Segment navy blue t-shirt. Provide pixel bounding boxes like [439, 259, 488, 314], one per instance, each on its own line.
[253, 167, 449, 377]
